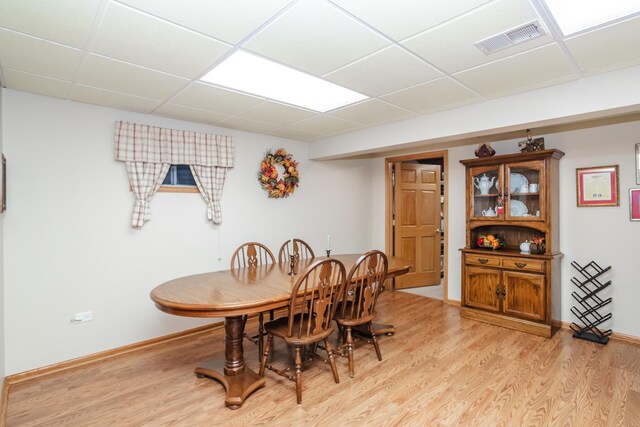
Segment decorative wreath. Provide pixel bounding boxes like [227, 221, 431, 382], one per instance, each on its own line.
[258, 148, 299, 198]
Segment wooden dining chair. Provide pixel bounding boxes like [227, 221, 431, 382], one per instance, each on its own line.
[230, 242, 276, 359]
[230, 242, 275, 269]
[277, 238, 315, 264]
[259, 258, 346, 404]
[334, 250, 388, 378]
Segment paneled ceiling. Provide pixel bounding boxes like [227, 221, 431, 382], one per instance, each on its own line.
[1, 0, 639, 141]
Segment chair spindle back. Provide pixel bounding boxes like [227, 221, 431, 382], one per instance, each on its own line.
[288, 258, 346, 339]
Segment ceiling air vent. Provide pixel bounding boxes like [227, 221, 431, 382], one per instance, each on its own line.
[475, 21, 546, 55]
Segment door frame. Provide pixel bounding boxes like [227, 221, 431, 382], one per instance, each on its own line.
[385, 150, 449, 303]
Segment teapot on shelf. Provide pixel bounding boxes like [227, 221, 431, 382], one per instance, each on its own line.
[481, 206, 496, 217]
[474, 173, 496, 195]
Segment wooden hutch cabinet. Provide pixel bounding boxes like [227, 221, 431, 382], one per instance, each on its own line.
[460, 149, 564, 337]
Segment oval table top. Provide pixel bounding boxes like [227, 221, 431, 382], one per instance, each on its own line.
[150, 254, 411, 318]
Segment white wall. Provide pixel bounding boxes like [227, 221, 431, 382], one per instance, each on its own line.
[0, 87, 5, 383]
[2, 90, 374, 375]
[371, 119, 640, 337]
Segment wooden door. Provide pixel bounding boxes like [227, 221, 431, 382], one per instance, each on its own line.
[463, 266, 501, 313]
[502, 271, 546, 321]
[393, 162, 442, 289]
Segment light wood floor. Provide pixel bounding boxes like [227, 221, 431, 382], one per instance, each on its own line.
[5, 292, 640, 426]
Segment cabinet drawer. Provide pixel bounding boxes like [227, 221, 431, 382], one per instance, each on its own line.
[466, 254, 500, 267]
[502, 258, 544, 272]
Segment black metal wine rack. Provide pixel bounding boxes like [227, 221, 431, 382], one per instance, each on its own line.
[570, 260, 612, 344]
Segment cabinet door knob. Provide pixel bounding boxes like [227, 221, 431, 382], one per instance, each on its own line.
[502, 286, 506, 296]
[515, 262, 527, 268]
[495, 286, 500, 295]
[479, 258, 489, 264]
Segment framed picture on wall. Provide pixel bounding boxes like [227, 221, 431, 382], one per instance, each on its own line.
[576, 165, 619, 207]
[0, 154, 5, 213]
[631, 189, 640, 221]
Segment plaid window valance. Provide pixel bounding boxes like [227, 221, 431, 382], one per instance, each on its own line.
[114, 121, 234, 167]
[114, 121, 234, 227]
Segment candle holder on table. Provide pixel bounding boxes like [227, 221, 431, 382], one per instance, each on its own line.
[288, 254, 296, 275]
[326, 250, 331, 257]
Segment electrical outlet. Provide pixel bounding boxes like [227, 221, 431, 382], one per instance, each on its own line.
[71, 311, 93, 323]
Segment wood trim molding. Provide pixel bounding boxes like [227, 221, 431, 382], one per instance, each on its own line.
[0, 378, 9, 427]
[5, 322, 223, 386]
[552, 320, 640, 346]
[386, 150, 449, 163]
[384, 161, 393, 257]
[158, 185, 199, 193]
[447, 299, 461, 307]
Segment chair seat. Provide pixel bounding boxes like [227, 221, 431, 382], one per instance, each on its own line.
[265, 314, 335, 345]
[334, 302, 376, 326]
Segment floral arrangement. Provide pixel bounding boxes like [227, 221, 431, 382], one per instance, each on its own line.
[530, 236, 545, 254]
[258, 148, 299, 198]
[531, 236, 544, 245]
[477, 234, 506, 250]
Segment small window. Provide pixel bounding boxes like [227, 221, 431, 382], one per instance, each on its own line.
[160, 165, 198, 193]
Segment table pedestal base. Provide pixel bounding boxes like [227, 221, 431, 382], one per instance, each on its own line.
[195, 360, 266, 409]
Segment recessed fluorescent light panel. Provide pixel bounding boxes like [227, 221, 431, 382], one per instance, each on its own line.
[544, 0, 640, 36]
[201, 51, 368, 112]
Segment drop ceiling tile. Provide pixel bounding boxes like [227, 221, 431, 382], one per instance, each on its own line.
[92, 2, 231, 78]
[330, 0, 493, 41]
[154, 103, 228, 124]
[402, 0, 552, 74]
[76, 54, 189, 100]
[70, 84, 162, 113]
[289, 114, 362, 134]
[0, 0, 101, 48]
[2, 68, 72, 99]
[244, 0, 389, 75]
[0, 29, 83, 81]
[266, 127, 323, 141]
[382, 77, 481, 113]
[329, 99, 415, 125]
[171, 82, 264, 115]
[564, 16, 640, 75]
[237, 101, 317, 126]
[118, 0, 294, 44]
[324, 45, 442, 96]
[453, 44, 578, 98]
[216, 116, 279, 134]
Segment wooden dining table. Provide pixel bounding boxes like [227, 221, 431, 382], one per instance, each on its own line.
[150, 254, 411, 409]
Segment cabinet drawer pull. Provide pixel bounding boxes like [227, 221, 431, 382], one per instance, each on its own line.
[479, 258, 489, 264]
[515, 262, 527, 268]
